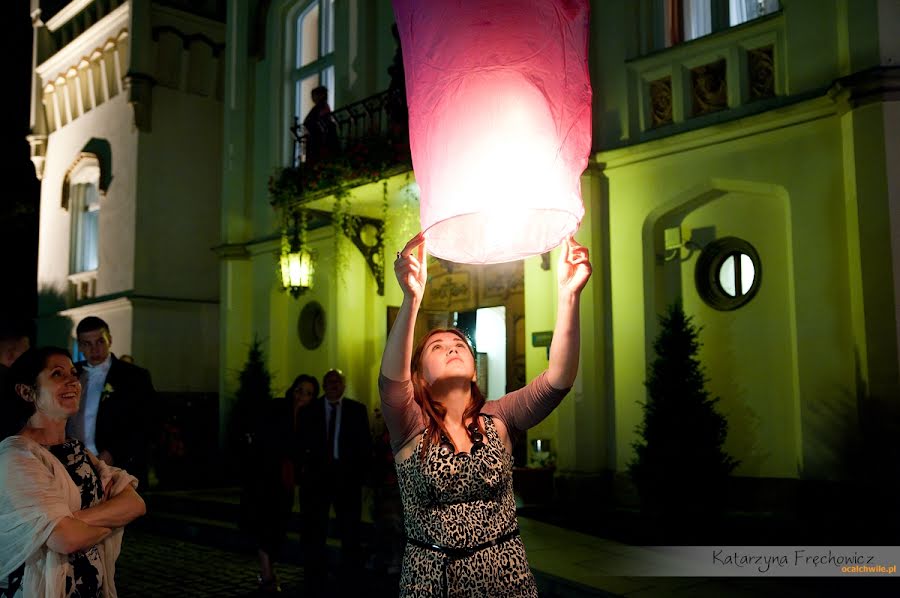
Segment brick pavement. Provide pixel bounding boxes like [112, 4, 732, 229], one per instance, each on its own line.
[116, 527, 404, 597]
[116, 527, 305, 597]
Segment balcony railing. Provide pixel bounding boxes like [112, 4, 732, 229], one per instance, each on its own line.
[272, 88, 411, 206]
[290, 88, 408, 166]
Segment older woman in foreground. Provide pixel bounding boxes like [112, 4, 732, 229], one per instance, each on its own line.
[0, 347, 145, 597]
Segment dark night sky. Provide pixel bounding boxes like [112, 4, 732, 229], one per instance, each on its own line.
[1, 3, 42, 319]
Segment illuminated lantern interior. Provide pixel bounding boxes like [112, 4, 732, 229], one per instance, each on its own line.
[280, 248, 314, 295]
[393, 0, 592, 264]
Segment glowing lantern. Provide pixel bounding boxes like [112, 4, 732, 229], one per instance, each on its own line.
[280, 212, 314, 297]
[392, 0, 592, 264]
[280, 248, 314, 297]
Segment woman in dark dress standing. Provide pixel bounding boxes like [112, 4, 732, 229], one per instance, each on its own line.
[248, 374, 319, 593]
[0, 347, 145, 597]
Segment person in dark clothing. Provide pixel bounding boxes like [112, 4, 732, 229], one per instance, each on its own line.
[67, 317, 156, 491]
[303, 86, 339, 166]
[0, 318, 31, 392]
[297, 369, 372, 596]
[243, 373, 319, 594]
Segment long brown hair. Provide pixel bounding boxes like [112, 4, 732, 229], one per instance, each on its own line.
[410, 328, 486, 460]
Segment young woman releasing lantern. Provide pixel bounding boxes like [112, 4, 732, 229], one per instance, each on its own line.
[380, 232, 591, 596]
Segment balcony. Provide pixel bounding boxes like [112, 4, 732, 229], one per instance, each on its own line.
[269, 88, 412, 210]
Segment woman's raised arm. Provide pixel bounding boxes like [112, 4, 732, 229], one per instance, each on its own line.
[380, 232, 427, 382]
[547, 237, 592, 390]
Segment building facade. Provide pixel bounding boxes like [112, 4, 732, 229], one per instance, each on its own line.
[28, 0, 899, 499]
[28, 0, 224, 450]
[220, 0, 899, 501]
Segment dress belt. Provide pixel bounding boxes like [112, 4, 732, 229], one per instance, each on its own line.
[407, 528, 521, 598]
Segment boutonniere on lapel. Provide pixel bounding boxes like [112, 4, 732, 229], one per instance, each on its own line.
[101, 383, 115, 403]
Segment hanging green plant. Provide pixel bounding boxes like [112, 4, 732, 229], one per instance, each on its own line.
[268, 133, 412, 208]
[331, 190, 351, 286]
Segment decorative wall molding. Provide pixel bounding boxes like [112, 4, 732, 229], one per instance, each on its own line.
[828, 66, 900, 112]
[747, 45, 775, 101]
[691, 59, 728, 116]
[628, 13, 785, 137]
[27, 134, 48, 180]
[124, 71, 155, 131]
[649, 76, 673, 127]
[39, 29, 129, 134]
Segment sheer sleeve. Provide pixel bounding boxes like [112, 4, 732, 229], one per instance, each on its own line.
[378, 374, 426, 454]
[92, 456, 139, 497]
[482, 370, 570, 433]
[0, 437, 72, 578]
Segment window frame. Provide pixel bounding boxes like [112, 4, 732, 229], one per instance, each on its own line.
[67, 158, 102, 275]
[694, 236, 762, 311]
[284, 0, 336, 165]
[643, 0, 780, 53]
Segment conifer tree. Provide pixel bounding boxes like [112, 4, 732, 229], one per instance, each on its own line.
[229, 337, 272, 469]
[629, 302, 738, 517]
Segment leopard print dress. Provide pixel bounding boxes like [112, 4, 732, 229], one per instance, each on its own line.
[395, 415, 537, 597]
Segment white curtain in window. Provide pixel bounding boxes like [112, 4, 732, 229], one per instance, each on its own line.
[730, 0, 780, 26]
[70, 182, 100, 273]
[69, 183, 86, 273]
[82, 184, 99, 272]
[683, 0, 712, 41]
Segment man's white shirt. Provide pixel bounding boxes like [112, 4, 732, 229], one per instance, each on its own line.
[77, 354, 112, 455]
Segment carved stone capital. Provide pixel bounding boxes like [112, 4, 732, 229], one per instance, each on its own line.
[27, 134, 48, 180]
[124, 72, 156, 131]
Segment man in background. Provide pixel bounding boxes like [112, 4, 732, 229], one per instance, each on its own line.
[298, 368, 372, 596]
[67, 316, 155, 489]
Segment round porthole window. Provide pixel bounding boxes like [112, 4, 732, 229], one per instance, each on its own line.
[297, 301, 326, 350]
[695, 237, 761, 311]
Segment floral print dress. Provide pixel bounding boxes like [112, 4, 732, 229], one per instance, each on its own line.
[47, 439, 105, 598]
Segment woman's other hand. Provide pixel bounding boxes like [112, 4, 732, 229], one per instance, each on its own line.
[557, 237, 592, 297]
[395, 232, 427, 303]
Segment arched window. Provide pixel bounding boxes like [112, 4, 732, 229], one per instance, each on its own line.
[288, 0, 335, 163]
[68, 158, 101, 274]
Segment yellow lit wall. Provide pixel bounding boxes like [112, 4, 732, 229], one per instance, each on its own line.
[601, 102, 861, 479]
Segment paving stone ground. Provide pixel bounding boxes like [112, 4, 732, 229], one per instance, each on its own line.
[116, 528, 304, 597]
[116, 527, 402, 597]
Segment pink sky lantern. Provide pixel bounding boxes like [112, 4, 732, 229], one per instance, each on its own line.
[393, 0, 592, 264]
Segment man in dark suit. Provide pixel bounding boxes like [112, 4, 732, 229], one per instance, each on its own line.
[67, 316, 155, 489]
[298, 368, 371, 595]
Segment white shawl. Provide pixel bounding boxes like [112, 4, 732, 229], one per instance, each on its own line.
[0, 435, 137, 597]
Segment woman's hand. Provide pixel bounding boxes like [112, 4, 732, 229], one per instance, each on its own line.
[547, 237, 591, 389]
[382, 232, 427, 382]
[395, 232, 427, 304]
[557, 237, 592, 297]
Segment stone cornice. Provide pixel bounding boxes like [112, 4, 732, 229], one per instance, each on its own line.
[597, 66, 900, 172]
[45, 0, 96, 32]
[828, 66, 900, 113]
[36, 2, 129, 87]
[595, 94, 836, 171]
[210, 242, 252, 260]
